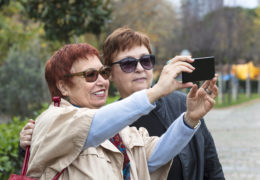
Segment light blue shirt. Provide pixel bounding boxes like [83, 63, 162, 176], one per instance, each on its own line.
[84, 90, 200, 172]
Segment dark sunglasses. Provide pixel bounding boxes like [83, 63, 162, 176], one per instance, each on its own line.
[111, 54, 155, 73]
[65, 66, 111, 82]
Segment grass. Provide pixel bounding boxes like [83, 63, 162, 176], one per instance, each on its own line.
[214, 93, 260, 108]
[106, 95, 120, 104]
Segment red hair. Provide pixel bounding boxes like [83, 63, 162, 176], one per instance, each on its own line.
[45, 43, 99, 98]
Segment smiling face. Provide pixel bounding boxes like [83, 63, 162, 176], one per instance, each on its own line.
[63, 55, 109, 108]
[110, 45, 153, 98]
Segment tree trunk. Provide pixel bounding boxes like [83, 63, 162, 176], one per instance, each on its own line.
[218, 73, 223, 104]
[246, 73, 251, 98]
[258, 76, 260, 94]
[232, 77, 238, 101]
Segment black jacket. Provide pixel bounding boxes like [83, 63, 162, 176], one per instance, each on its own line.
[131, 91, 225, 180]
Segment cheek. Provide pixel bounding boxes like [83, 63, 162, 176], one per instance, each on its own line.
[105, 80, 110, 89]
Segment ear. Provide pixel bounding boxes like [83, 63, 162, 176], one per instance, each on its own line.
[56, 80, 69, 97]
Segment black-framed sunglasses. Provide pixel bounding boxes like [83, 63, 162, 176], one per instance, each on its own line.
[111, 54, 155, 73]
[64, 66, 111, 82]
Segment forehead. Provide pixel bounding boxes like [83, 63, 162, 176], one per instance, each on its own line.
[114, 45, 149, 61]
[70, 55, 102, 73]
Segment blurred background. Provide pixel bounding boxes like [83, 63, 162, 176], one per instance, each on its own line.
[0, 0, 260, 179]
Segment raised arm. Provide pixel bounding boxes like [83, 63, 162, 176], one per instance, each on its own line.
[148, 75, 218, 172]
[85, 56, 196, 148]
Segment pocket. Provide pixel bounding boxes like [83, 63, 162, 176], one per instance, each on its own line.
[79, 147, 116, 179]
[81, 147, 111, 163]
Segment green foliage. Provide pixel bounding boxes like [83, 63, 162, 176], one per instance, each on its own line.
[0, 42, 49, 118]
[0, 1, 42, 64]
[0, 117, 27, 180]
[0, 0, 10, 9]
[215, 93, 260, 108]
[106, 95, 120, 105]
[22, 0, 111, 42]
[0, 102, 48, 180]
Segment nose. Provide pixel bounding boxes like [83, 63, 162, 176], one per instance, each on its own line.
[96, 74, 109, 86]
[135, 61, 144, 72]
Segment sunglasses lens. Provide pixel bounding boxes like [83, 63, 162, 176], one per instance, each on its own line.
[140, 55, 154, 70]
[120, 58, 137, 73]
[100, 67, 111, 80]
[84, 70, 99, 82]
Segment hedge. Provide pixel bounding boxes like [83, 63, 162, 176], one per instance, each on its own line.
[0, 117, 27, 180]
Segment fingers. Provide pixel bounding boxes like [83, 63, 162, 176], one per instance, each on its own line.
[20, 140, 31, 150]
[23, 120, 35, 131]
[205, 76, 218, 98]
[206, 95, 216, 105]
[210, 85, 218, 99]
[165, 60, 195, 80]
[169, 56, 194, 64]
[20, 119, 35, 150]
[201, 80, 210, 90]
[22, 128, 34, 136]
[187, 84, 198, 98]
[168, 59, 195, 72]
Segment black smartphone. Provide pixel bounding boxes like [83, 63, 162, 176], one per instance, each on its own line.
[182, 56, 215, 83]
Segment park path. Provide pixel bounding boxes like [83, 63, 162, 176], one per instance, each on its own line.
[205, 98, 260, 180]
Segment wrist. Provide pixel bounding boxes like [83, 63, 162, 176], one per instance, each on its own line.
[184, 113, 200, 129]
[146, 85, 163, 103]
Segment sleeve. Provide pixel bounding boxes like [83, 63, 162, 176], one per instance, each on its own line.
[148, 113, 200, 172]
[201, 119, 225, 180]
[84, 89, 155, 149]
[27, 107, 96, 177]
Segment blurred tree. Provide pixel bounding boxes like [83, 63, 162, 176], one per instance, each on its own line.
[106, 0, 179, 64]
[179, 0, 256, 104]
[252, 5, 260, 64]
[0, 0, 10, 8]
[0, 41, 49, 118]
[22, 0, 111, 44]
[179, 2, 255, 65]
[0, 1, 41, 64]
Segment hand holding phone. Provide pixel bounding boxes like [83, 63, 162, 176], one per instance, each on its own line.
[182, 56, 215, 83]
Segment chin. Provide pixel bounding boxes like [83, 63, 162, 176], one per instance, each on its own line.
[133, 86, 148, 92]
[136, 83, 150, 90]
[96, 100, 107, 107]
[91, 103, 105, 109]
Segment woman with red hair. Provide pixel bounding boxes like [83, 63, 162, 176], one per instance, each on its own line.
[23, 43, 205, 179]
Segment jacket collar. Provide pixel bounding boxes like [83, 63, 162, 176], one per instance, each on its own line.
[100, 126, 145, 152]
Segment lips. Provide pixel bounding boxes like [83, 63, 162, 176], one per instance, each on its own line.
[93, 89, 106, 96]
[133, 77, 147, 82]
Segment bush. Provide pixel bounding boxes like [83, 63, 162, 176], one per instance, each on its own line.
[0, 43, 49, 118]
[0, 103, 48, 180]
[0, 117, 27, 180]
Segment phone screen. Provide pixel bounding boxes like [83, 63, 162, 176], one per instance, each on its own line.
[182, 56, 215, 83]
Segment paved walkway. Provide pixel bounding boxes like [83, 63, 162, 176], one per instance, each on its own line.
[205, 99, 260, 180]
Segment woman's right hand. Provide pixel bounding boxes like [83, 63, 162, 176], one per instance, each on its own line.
[147, 56, 195, 103]
[20, 119, 35, 150]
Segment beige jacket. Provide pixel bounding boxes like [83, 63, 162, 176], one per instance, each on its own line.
[27, 99, 171, 180]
